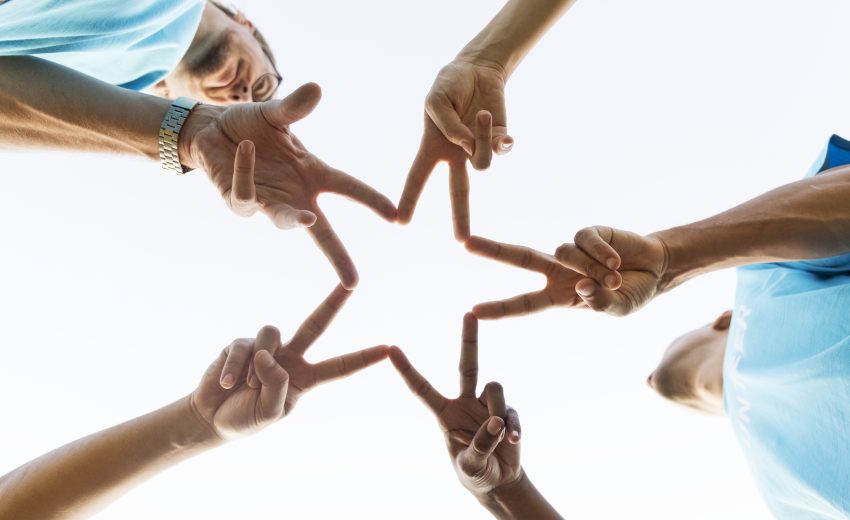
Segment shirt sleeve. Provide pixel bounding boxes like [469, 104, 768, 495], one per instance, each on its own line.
[0, 0, 204, 90]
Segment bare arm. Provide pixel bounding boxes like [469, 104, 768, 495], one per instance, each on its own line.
[554, 165, 850, 315]
[0, 56, 170, 158]
[458, 0, 577, 76]
[0, 397, 222, 519]
[657, 165, 850, 287]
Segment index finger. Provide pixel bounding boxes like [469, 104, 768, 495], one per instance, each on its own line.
[312, 345, 390, 384]
[306, 208, 358, 289]
[323, 167, 398, 222]
[398, 147, 437, 225]
[472, 290, 555, 320]
[465, 236, 557, 276]
[389, 346, 448, 415]
[458, 313, 478, 397]
[287, 283, 351, 355]
[449, 160, 470, 241]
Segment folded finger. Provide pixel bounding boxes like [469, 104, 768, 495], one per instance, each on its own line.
[230, 140, 257, 216]
[248, 325, 281, 389]
[323, 167, 397, 222]
[555, 243, 621, 290]
[388, 346, 448, 415]
[481, 381, 507, 420]
[472, 290, 555, 320]
[575, 278, 628, 315]
[306, 208, 358, 289]
[287, 284, 351, 355]
[471, 110, 493, 171]
[312, 345, 390, 384]
[506, 407, 521, 444]
[220, 338, 255, 389]
[465, 236, 555, 275]
[254, 350, 290, 422]
[425, 95, 474, 155]
[574, 226, 620, 270]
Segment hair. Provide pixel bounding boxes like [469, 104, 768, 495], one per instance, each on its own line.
[209, 1, 277, 71]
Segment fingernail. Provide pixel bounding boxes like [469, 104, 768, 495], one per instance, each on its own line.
[239, 140, 254, 154]
[576, 284, 594, 297]
[460, 140, 473, 156]
[605, 274, 618, 288]
[486, 416, 503, 435]
[221, 373, 234, 388]
[606, 258, 618, 269]
[510, 431, 521, 444]
[498, 138, 514, 152]
[478, 112, 490, 124]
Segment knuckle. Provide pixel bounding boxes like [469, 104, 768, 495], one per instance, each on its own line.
[555, 243, 570, 259]
[484, 381, 503, 394]
[258, 325, 280, 337]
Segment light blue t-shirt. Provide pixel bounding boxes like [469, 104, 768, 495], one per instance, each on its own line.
[724, 134, 850, 519]
[0, 0, 204, 90]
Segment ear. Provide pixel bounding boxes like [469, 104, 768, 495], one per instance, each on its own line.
[150, 78, 173, 99]
[712, 309, 733, 331]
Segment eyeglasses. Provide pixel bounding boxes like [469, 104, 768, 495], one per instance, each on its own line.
[251, 47, 282, 102]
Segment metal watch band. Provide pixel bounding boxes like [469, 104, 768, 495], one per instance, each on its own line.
[159, 97, 199, 175]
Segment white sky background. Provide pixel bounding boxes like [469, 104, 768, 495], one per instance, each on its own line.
[2, 0, 850, 518]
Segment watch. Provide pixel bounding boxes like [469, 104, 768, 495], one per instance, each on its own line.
[159, 97, 199, 175]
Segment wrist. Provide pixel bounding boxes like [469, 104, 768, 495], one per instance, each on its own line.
[175, 395, 226, 449]
[455, 47, 513, 80]
[651, 225, 713, 291]
[475, 469, 532, 517]
[175, 103, 221, 172]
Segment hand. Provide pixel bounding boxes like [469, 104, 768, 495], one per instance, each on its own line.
[389, 314, 522, 497]
[398, 59, 513, 241]
[181, 83, 398, 289]
[465, 235, 623, 319]
[555, 226, 668, 316]
[191, 284, 389, 440]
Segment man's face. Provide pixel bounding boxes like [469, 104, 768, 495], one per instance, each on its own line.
[153, 3, 280, 105]
[647, 310, 732, 414]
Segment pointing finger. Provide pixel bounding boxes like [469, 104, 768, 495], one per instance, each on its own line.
[389, 346, 448, 415]
[312, 345, 390, 384]
[323, 167, 397, 222]
[449, 160, 471, 241]
[398, 147, 437, 225]
[288, 284, 351, 355]
[306, 208, 358, 289]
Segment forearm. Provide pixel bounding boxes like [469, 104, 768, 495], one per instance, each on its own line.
[654, 165, 850, 288]
[0, 396, 221, 520]
[478, 472, 564, 520]
[458, 0, 576, 76]
[0, 56, 172, 159]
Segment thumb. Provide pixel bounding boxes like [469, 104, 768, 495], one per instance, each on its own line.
[262, 82, 322, 128]
[254, 350, 289, 423]
[460, 416, 505, 476]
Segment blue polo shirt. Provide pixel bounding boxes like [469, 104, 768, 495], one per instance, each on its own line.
[724, 135, 850, 519]
[0, 0, 204, 90]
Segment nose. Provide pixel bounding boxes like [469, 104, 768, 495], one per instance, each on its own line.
[227, 82, 251, 103]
